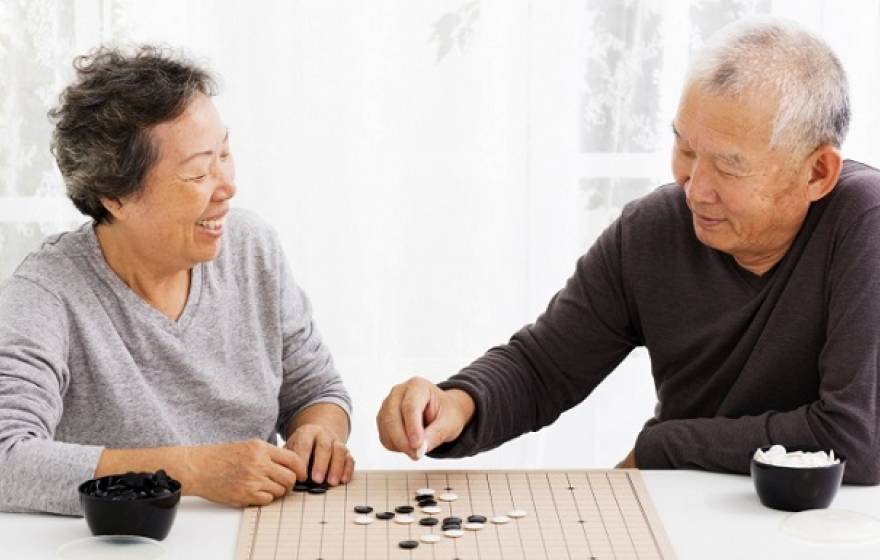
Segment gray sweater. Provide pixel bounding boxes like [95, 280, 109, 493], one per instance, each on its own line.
[0, 209, 352, 515]
[436, 160, 880, 485]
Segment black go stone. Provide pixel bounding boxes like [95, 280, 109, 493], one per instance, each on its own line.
[376, 511, 395, 520]
[417, 499, 438, 507]
[419, 517, 439, 526]
[467, 514, 487, 523]
[415, 493, 434, 501]
[354, 505, 373, 514]
[443, 516, 462, 524]
[399, 540, 419, 550]
[395, 505, 414, 514]
[293, 482, 310, 492]
[81, 470, 179, 501]
[307, 486, 327, 494]
[442, 523, 461, 531]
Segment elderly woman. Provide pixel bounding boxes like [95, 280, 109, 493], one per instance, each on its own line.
[0, 46, 354, 515]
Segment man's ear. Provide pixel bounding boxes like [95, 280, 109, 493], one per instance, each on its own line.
[805, 144, 843, 202]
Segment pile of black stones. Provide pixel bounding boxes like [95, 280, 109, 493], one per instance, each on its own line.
[293, 477, 329, 494]
[81, 470, 178, 501]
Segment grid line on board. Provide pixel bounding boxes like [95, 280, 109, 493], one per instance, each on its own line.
[625, 472, 665, 557]
[564, 471, 594, 558]
[544, 472, 573, 560]
[504, 473, 526, 560]
[583, 471, 615, 558]
[525, 471, 551, 560]
[607, 472, 640, 559]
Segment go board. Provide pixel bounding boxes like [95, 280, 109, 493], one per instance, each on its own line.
[235, 469, 676, 559]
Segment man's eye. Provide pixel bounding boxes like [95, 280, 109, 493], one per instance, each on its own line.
[187, 175, 207, 182]
[219, 152, 230, 161]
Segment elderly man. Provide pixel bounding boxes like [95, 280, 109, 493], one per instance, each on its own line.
[377, 18, 880, 484]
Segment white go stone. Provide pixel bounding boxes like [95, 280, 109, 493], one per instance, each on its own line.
[416, 441, 429, 459]
[443, 529, 464, 538]
[491, 515, 511, 524]
[422, 506, 442, 514]
[420, 534, 442, 544]
[438, 492, 458, 502]
[464, 522, 485, 531]
[353, 515, 374, 525]
[415, 487, 435, 496]
[394, 514, 415, 524]
[508, 510, 527, 518]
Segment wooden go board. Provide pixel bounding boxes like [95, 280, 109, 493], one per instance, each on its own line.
[235, 469, 676, 559]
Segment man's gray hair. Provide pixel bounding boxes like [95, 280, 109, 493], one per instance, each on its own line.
[687, 17, 849, 155]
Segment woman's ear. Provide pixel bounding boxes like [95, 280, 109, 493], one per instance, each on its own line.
[100, 197, 127, 222]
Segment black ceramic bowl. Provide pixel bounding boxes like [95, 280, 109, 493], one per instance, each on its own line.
[750, 447, 845, 512]
[78, 471, 181, 541]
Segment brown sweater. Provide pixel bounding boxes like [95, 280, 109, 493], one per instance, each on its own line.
[435, 160, 880, 484]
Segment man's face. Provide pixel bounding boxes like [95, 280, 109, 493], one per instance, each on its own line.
[671, 84, 813, 271]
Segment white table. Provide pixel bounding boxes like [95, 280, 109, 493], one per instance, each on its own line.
[3, 470, 880, 559]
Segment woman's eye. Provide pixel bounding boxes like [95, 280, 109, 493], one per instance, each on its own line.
[187, 174, 207, 182]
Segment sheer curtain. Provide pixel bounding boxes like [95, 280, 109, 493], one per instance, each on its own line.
[2, 0, 879, 469]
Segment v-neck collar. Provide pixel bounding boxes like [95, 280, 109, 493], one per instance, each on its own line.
[725, 253, 776, 293]
[84, 223, 203, 335]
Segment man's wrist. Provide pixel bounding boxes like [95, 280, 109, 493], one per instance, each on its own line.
[445, 388, 476, 428]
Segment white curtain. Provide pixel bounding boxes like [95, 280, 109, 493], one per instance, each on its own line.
[2, 0, 879, 470]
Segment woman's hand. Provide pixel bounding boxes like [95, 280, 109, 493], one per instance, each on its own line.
[285, 423, 354, 486]
[185, 439, 307, 507]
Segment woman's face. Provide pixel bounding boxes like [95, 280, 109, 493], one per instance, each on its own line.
[108, 93, 236, 272]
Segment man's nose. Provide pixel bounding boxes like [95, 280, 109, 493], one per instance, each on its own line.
[684, 161, 717, 205]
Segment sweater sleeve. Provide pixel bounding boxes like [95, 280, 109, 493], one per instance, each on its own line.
[635, 207, 880, 484]
[274, 246, 352, 439]
[433, 219, 640, 458]
[0, 276, 103, 515]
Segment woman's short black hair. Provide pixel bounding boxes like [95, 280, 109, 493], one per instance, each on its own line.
[49, 45, 218, 223]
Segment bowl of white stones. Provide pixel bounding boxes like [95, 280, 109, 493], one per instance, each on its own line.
[751, 444, 845, 512]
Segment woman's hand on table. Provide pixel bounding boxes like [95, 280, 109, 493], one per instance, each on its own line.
[185, 439, 307, 507]
[285, 423, 355, 486]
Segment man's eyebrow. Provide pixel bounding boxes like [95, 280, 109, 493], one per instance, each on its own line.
[716, 151, 747, 169]
[177, 129, 229, 166]
[672, 122, 748, 169]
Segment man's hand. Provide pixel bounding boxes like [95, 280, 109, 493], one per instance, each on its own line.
[285, 423, 354, 486]
[376, 376, 475, 460]
[615, 447, 637, 469]
[186, 439, 307, 507]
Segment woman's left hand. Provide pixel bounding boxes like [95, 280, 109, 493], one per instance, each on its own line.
[285, 423, 354, 486]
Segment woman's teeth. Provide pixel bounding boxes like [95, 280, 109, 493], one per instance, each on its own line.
[197, 217, 225, 230]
